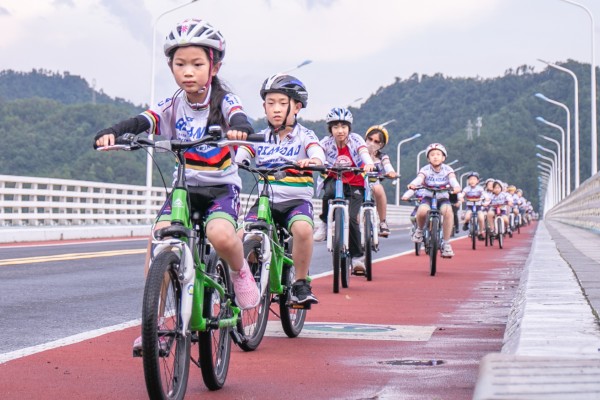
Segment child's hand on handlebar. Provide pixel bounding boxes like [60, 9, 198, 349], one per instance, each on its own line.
[95, 133, 116, 148]
[296, 158, 323, 168]
[226, 130, 247, 140]
[362, 163, 375, 173]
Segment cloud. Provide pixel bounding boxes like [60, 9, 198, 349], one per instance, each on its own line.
[99, 0, 152, 46]
[0, 7, 10, 16]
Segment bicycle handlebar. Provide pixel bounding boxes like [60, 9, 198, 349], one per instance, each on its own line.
[95, 126, 265, 152]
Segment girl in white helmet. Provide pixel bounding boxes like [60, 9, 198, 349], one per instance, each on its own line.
[93, 19, 259, 353]
[402, 143, 461, 258]
[314, 107, 375, 274]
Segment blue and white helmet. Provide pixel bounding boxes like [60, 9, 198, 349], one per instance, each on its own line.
[325, 107, 353, 124]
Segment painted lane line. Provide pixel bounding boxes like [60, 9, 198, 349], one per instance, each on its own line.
[0, 249, 146, 266]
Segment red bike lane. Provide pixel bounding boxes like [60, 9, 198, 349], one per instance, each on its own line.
[0, 225, 535, 400]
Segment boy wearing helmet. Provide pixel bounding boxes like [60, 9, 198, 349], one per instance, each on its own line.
[402, 143, 461, 258]
[459, 171, 485, 240]
[233, 74, 325, 305]
[364, 125, 398, 237]
[484, 180, 513, 236]
[314, 108, 375, 274]
[94, 19, 259, 352]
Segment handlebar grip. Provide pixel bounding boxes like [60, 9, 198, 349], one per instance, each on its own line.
[245, 133, 266, 142]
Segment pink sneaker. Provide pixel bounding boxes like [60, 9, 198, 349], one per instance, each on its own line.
[132, 335, 169, 357]
[232, 261, 260, 310]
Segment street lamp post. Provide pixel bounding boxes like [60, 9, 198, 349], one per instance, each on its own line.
[537, 150, 560, 202]
[538, 135, 564, 200]
[416, 149, 427, 173]
[537, 156, 557, 206]
[535, 94, 571, 194]
[447, 159, 459, 166]
[394, 133, 421, 205]
[536, 117, 566, 197]
[538, 59, 580, 188]
[280, 59, 313, 74]
[559, 0, 597, 176]
[146, 0, 198, 221]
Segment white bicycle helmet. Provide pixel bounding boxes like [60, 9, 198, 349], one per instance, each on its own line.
[425, 143, 447, 158]
[164, 19, 226, 61]
[326, 107, 353, 124]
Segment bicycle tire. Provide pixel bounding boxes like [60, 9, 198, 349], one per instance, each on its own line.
[236, 239, 270, 352]
[470, 216, 477, 250]
[142, 251, 191, 400]
[497, 219, 504, 249]
[364, 210, 373, 281]
[332, 208, 344, 293]
[279, 263, 307, 337]
[429, 217, 439, 276]
[198, 251, 233, 390]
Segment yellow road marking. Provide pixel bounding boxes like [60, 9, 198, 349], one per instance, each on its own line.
[0, 249, 146, 266]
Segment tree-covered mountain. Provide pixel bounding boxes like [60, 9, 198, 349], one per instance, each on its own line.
[1, 63, 596, 211]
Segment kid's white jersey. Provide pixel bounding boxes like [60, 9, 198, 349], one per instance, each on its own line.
[143, 90, 247, 188]
[411, 164, 457, 199]
[235, 124, 325, 203]
[461, 184, 485, 203]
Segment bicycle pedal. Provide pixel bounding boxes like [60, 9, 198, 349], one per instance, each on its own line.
[288, 302, 311, 310]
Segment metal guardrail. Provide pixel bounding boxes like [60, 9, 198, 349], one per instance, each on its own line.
[545, 173, 600, 233]
[0, 175, 413, 242]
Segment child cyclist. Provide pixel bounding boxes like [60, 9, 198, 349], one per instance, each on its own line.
[401, 143, 461, 258]
[313, 107, 375, 274]
[93, 19, 259, 351]
[459, 171, 486, 241]
[364, 125, 399, 237]
[484, 180, 513, 236]
[232, 74, 325, 305]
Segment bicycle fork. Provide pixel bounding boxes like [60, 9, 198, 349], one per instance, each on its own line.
[326, 201, 349, 252]
[359, 204, 379, 249]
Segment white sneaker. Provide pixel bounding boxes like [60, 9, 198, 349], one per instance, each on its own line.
[352, 257, 366, 275]
[313, 223, 327, 242]
[411, 228, 423, 243]
[441, 243, 454, 258]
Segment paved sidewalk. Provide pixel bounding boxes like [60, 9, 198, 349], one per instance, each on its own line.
[473, 220, 600, 399]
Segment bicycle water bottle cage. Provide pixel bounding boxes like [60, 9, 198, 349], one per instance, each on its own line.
[157, 225, 193, 239]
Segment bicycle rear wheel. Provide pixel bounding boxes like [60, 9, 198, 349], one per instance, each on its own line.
[279, 263, 307, 337]
[332, 208, 344, 293]
[429, 218, 439, 276]
[237, 239, 270, 352]
[142, 251, 191, 400]
[364, 210, 373, 281]
[198, 251, 233, 390]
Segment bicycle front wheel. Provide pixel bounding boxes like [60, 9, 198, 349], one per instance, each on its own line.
[142, 251, 191, 400]
[332, 208, 344, 293]
[364, 210, 373, 281]
[279, 263, 307, 337]
[236, 238, 270, 352]
[198, 251, 233, 390]
[429, 218, 439, 276]
[497, 219, 504, 249]
[470, 217, 477, 250]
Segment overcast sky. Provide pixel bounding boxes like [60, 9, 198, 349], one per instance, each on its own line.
[1, 0, 600, 121]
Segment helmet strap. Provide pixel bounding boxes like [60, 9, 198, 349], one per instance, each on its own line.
[269, 100, 297, 139]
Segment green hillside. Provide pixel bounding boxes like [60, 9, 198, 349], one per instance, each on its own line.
[1, 62, 596, 210]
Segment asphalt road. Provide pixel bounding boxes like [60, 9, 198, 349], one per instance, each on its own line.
[0, 223, 425, 355]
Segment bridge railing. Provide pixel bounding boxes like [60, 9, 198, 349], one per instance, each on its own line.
[545, 173, 600, 233]
[0, 175, 413, 243]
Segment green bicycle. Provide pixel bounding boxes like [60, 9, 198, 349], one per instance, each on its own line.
[236, 162, 325, 351]
[98, 127, 263, 399]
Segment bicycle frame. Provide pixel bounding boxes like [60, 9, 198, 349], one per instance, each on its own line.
[359, 173, 380, 250]
[326, 171, 350, 252]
